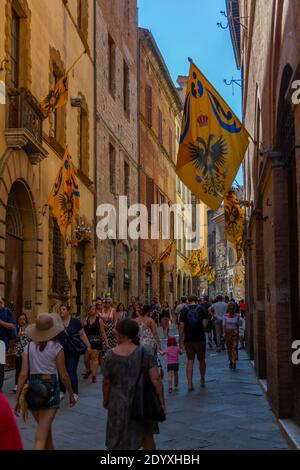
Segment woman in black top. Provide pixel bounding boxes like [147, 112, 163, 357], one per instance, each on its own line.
[58, 305, 91, 400]
[160, 302, 172, 338]
[83, 304, 109, 383]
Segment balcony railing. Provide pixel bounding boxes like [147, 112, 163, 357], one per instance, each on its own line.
[4, 87, 48, 164]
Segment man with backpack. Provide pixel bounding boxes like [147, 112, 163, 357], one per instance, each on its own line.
[0, 297, 16, 391]
[179, 294, 208, 390]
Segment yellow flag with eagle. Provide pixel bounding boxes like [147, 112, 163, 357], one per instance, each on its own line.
[40, 75, 68, 115]
[224, 189, 244, 243]
[40, 50, 86, 115]
[49, 147, 80, 238]
[184, 249, 201, 277]
[176, 61, 249, 211]
[208, 270, 215, 285]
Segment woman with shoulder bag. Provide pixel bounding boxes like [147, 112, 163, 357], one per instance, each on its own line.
[102, 319, 166, 451]
[57, 304, 91, 401]
[83, 304, 109, 383]
[14, 313, 76, 450]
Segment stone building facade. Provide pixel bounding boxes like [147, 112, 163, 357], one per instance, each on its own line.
[208, 208, 244, 300]
[229, 0, 300, 429]
[0, 0, 96, 323]
[95, 0, 139, 305]
[175, 96, 192, 300]
[138, 28, 182, 305]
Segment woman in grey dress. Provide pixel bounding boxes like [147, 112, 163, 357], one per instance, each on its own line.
[102, 319, 166, 450]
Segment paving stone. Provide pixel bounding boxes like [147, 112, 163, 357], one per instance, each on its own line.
[2, 325, 290, 450]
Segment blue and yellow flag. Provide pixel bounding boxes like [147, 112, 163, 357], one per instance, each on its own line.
[184, 248, 208, 277]
[208, 270, 215, 285]
[224, 189, 244, 244]
[40, 75, 68, 115]
[49, 147, 80, 238]
[176, 61, 249, 211]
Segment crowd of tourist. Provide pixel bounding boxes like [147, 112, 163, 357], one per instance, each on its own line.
[0, 293, 246, 451]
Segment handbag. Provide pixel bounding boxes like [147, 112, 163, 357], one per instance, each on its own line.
[64, 328, 87, 356]
[131, 347, 166, 422]
[25, 343, 55, 410]
[26, 382, 55, 410]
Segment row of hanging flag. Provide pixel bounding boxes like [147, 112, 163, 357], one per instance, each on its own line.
[42, 52, 249, 268]
[176, 60, 251, 262]
[40, 51, 87, 238]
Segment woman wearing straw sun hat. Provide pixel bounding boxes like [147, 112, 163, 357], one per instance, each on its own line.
[14, 312, 76, 450]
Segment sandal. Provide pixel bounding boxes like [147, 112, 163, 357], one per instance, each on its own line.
[82, 370, 91, 379]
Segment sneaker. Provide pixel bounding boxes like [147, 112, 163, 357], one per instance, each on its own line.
[12, 386, 17, 393]
[60, 392, 65, 400]
[92, 376, 97, 384]
[73, 393, 79, 402]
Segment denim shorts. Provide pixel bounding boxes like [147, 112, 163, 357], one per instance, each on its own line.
[28, 374, 60, 410]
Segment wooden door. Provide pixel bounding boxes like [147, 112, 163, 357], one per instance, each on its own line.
[5, 233, 23, 316]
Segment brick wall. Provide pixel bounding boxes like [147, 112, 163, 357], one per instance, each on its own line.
[95, 0, 139, 302]
[139, 29, 180, 304]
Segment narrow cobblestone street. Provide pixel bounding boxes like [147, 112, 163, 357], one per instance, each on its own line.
[3, 327, 289, 450]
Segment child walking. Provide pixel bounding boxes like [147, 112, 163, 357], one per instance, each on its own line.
[160, 336, 182, 393]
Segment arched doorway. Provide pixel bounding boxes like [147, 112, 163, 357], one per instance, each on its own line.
[159, 263, 165, 303]
[168, 273, 174, 306]
[183, 274, 186, 296]
[187, 277, 192, 296]
[177, 272, 181, 300]
[277, 64, 300, 421]
[145, 264, 152, 304]
[76, 244, 85, 318]
[5, 180, 36, 318]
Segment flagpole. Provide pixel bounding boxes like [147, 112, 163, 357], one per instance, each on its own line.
[66, 50, 87, 75]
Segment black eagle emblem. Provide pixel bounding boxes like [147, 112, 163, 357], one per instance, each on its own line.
[188, 134, 227, 178]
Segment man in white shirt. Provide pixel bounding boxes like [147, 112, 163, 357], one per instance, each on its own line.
[208, 295, 228, 352]
[174, 296, 188, 327]
[0, 339, 5, 391]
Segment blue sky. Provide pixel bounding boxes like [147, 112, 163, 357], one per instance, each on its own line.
[138, 0, 243, 183]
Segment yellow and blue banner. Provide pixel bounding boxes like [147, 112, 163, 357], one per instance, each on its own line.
[40, 75, 68, 115]
[224, 189, 244, 243]
[176, 61, 249, 211]
[49, 147, 80, 238]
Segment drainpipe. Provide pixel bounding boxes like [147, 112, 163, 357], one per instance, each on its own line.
[93, 0, 98, 297]
[137, 14, 141, 302]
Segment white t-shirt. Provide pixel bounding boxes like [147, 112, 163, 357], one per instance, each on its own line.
[24, 341, 63, 375]
[0, 340, 5, 365]
[211, 302, 228, 321]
